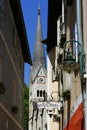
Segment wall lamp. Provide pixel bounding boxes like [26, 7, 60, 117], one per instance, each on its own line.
[58, 39, 87, 130]
[59, 39, 85, 78]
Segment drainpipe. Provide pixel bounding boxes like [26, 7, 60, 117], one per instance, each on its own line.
[76, 0, 87, 130]
[76, 0, 82, 44]
[47, 54, 50, 130]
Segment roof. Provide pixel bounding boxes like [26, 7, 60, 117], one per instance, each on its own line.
[46, 0, 62, 52]
[30, 5, 46, 85]
[9, 0, 32, 65]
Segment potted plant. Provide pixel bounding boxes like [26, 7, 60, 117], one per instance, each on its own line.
[62, 89, 70, 100]
[0, 82, 5, 94]
[59, 34, 66, 48]
[12, 105, 19, 114]
[53, 115, 60, 122]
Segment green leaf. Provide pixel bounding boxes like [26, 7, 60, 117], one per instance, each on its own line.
[23, 83, 29, 130]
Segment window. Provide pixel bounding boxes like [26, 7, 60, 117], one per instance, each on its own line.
[40, 90, 42, 97]
[37, 90, 46, 97]
[43, 91, 47, 101]
[37, 90, 39, 97]
[43, 91, 45, 97]
[52, 67, 59, 82]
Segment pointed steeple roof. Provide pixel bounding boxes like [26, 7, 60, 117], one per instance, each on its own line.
[30, 4, 46, 84]
[33, 4, 46, 66]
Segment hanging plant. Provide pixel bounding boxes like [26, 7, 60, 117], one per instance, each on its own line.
[0, 82, 6, 94]
[12, 105, 19, 114]
[62, 89, 70, 100]
[53, 115, 60, 122]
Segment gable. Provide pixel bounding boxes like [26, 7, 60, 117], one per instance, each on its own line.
[38, 67, 46, 77]
[30, 65, 46, 85]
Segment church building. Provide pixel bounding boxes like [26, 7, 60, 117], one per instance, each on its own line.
[29, 5, 47, 130]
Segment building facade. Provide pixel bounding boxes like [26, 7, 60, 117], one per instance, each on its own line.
[29, 6, 47, 130]
[45, 0, 87, 130]
[0, 0, 32, 130]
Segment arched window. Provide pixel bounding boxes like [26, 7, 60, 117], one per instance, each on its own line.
[40, 90, 42, 97]
[43, 91, 47, 101]
[43, 90, 45, 97]
[37, 90, 39, 97]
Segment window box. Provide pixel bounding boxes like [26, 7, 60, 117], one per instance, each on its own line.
[0, 82, 5, 94]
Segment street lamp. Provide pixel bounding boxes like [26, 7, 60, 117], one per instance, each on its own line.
[59, 39, 85, 78]
[59, 39, 87, 129]
[60, 49, 79, 73]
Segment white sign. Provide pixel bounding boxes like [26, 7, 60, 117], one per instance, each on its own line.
[37, 102, 61, 109]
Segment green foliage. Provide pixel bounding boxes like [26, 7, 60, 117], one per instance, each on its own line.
[24, 83, 29, 130]
[62, 89, 70, 100]
[54, 115, 60, 122]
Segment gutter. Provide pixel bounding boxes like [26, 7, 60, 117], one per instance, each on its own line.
[76, 0, 87, 129]
[9, 0, 32, 65]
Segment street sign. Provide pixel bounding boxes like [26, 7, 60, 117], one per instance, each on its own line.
[37, 102, 61, 109]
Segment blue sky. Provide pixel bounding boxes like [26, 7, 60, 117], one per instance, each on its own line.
[20, 0, 48, 86]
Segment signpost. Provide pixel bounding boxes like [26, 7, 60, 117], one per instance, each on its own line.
[37, 102, 61, 110]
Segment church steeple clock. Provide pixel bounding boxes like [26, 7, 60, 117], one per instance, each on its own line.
[29, 5, 47, 130]
[29, 3, 46, 86]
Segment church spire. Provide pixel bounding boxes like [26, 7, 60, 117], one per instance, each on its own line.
[33, 4, 46, 66]
[38, 3, 40, 14]
[30, 4, 46, 84]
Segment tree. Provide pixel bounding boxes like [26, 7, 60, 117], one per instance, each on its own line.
[24, 83, 29, 130]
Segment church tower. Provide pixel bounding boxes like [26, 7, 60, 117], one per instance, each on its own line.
[30, 4, 46, 85]
[29, 4, 47, 130]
